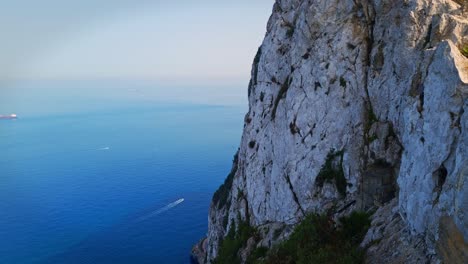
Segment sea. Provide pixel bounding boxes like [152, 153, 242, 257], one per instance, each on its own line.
[0, 81, 246, 264]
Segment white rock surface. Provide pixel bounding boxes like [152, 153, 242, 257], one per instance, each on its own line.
[202, 1, 468, 263]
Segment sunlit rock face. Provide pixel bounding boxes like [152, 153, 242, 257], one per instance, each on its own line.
[200, 0, 468, 263]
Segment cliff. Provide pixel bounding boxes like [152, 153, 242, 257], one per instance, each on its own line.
[194, 0, 468, 263]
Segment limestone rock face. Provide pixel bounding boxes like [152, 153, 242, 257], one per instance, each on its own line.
[361, 199, 431, 264]
[201, 0, 468, 263]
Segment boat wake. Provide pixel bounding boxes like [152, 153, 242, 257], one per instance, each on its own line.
[135, 198, 185, 222]
[97, 147, 110, 151]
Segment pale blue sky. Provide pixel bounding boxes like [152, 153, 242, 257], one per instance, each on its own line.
[0, 0, 274, 83]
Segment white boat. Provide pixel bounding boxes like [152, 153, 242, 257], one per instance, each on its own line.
[0, 114, 17, 120]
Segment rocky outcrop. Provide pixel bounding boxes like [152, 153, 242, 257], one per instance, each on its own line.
[194, 0, 468, 263]
[191, 238, 207, 264]
[361, 199, 433, 263]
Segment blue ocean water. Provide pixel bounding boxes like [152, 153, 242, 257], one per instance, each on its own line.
[0, 81, 245, 264]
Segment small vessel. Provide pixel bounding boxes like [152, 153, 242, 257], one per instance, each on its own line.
[0, 114, 17, 120]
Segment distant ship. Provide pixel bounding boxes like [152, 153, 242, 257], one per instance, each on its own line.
[0, 114, 17, 120]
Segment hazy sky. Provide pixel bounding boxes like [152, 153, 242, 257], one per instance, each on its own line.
[0, 0, 274, 83]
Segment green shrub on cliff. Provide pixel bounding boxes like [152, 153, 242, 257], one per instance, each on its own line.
[461, 44, 468, 58]
[255, 211, 371, 264]
[213, 152, 239, 209]
[315, 150, 347, 197]
[214, 219, 256, 264]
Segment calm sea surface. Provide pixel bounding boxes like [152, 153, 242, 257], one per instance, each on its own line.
[0, 81, 245, 264]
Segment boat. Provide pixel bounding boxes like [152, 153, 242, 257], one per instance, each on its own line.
[0, 114, 17, 120]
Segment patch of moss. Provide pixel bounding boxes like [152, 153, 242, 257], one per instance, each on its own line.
[214, 218, 257, 264]
[284, 20, 296, 39]
[368, 134, 378, 143]
[365, 106, 378, 132]
[273, 226, 284, 240]
[460, 44, 468, 58]
[249, 47, 263, 96]
[340, 76, 347, 88]
[222, 214, 229, 230]
[256, 212, 371, 264]
[271, 76, 292, 120]
[248, 246, 269, 263]
[212, 152, 239, 209]
[286, 26, 295, 38]
[315, 149, 347, 197]
[339, 212, 372, 244]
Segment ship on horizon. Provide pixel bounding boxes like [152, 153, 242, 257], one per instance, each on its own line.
[0, 114, 17, 120]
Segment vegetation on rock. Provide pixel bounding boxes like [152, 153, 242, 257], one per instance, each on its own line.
[213, 218, 257, 264]
[315, 150, 347, 197]
[254, 211, 372, 264]
[248, 47, 263, 96]
[272, 76, 292, 120]
[213, 152, 239, 209]
[460, 44, 468, 58]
